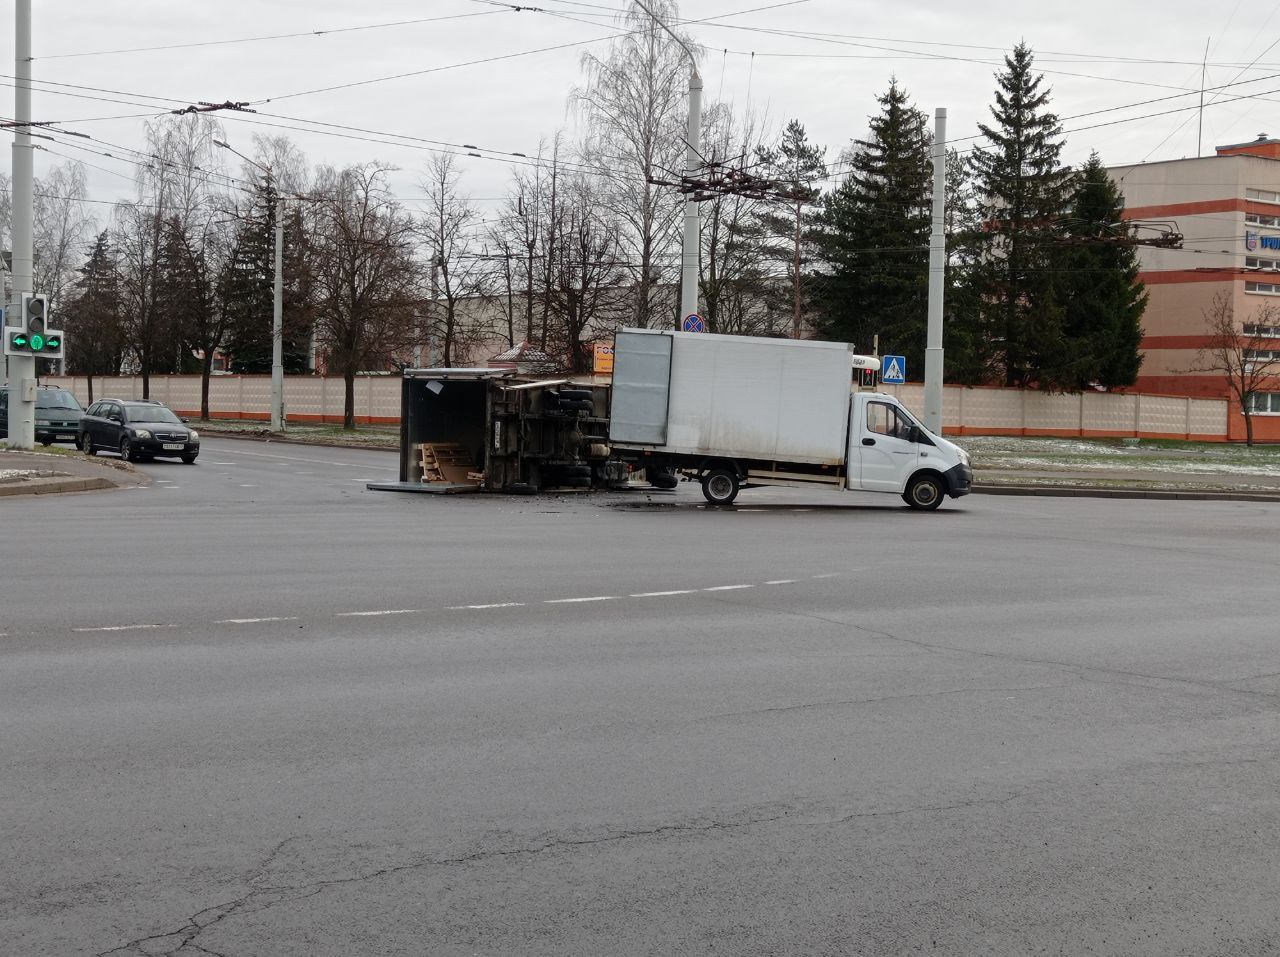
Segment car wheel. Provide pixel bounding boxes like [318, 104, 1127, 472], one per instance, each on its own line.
[701, 468, 740, 506]
[80, 433, 95, 455]
[181, 453, 197, 464]
[903, 474, 945, 511]
[119, 437, 135, 462]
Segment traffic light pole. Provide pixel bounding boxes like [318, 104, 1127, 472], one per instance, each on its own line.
[6, 0, 35, 449]
[272, 194, 284, 431]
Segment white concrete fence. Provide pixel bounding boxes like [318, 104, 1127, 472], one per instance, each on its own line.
[44, 374, 1230, 440]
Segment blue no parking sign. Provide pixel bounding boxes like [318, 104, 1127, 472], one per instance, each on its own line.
[881, 355, 906, 384]
[682, 313, 706, 333]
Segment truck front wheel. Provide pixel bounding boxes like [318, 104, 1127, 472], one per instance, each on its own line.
[903, 474, 944, 510]
[702, 468, 740, 506]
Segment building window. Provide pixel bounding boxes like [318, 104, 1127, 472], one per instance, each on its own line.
[1248, 188, 1280, 205]
[1245, 349, 1280, 362]
[1246, 213, 1280, 228]
[1246, 256, 1280, 271]
[1248, 392, 1280, 414]
[1244, 324, 1280, 337]
[1246, 281, 1280, 295]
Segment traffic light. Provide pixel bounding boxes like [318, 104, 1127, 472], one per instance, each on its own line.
[3, 294, 64, 359]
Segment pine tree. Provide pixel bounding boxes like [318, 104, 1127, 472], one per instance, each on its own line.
[64, 231, 126, 398]
[755, 119, 826, 338]
[1052, 153, 1146, 390]
[941, 149, 998, 384]
[221, 189, 275, 373]
[969, 43, 1074, 387]
[812, 81, 931, 368]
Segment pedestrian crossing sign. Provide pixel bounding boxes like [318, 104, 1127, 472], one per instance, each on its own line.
[881, 355, 906, 384]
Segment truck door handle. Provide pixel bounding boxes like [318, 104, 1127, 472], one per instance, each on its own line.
[862, 438, 875, 446]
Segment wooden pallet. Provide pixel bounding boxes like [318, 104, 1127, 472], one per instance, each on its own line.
[416, 442, 479, 485]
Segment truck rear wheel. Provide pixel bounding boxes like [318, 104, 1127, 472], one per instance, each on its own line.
[903, 474, 944, 510]
[702, 468, 740, 506]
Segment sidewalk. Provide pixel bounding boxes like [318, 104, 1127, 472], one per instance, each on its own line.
[0, 448, 144, 497]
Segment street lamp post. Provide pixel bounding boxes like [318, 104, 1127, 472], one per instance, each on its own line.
[215, 139, 285, 432]
[634, 0, 701, 327]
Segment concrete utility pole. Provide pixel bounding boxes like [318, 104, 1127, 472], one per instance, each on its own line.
[6, 0, 35, 449]
[680, 65, 703, 325]
[214, 139, 284, 430]
[272, 192, 284, 430]
[923, 107, 947, 436]
[634, 0, 701, 327]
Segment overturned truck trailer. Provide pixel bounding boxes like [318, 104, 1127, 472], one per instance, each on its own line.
[394, 368, 624, 493]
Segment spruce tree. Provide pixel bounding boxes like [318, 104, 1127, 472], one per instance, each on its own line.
[969, 43, 1074, 387]
[222, 189, 275, 373]
[755, 119, 826, 338]
[64, 231, 126, 394]
[812, 80, 931, 369]
[1053, 153, 1147, 390]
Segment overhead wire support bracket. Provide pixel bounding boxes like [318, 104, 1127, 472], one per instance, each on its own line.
[170, 100, 257, 116]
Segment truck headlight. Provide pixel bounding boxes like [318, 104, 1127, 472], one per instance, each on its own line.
[955, 447, 970, 466]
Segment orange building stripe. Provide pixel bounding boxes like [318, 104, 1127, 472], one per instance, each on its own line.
[1138, 269, 1244, 284]
[1139, 335, 1217, 349]
[1123, 199, 1243, 219]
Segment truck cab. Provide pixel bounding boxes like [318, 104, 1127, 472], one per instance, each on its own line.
[848, 392, 972, 509]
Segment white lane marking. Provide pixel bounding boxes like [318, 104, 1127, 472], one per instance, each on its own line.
[215, 616, 300, 624]
[703, 584, 754, 592]
[631, 589, 696, 598]
[447, 602, 526, 610]
[294, 471, 314, 475]
[72, 623, 174, 633]
[791, 509, 813, 512]
[209, 461, 237, 465]
[812, 573, 841, 579]
[764, 579, 797, 585]
[239, 484, 258, 488]
[225, 447, 395, 470]
[545, 596, 616, 604]
[737, 508, 765, 512]
[335, 609, 419, 617]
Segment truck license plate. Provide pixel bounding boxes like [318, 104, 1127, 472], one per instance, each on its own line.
[163, 443, 184, 450]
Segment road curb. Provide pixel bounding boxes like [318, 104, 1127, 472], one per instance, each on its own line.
[0, 475, 115, 497]
[974, 484, 1280, 503]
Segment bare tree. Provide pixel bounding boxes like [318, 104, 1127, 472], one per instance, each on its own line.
[698, 102, 778, 337]
[574, 0, 691, 328]
[114, 114, 225, 395]
[419, 154, 483, 366]
[33, 162, 95, 312]
[545, 177, 627, 371]
[1189, 292, 1280, 446]
[309, 163, 419, 428]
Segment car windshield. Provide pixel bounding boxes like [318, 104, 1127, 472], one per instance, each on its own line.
[124, 405, 181, 424]
[36, 391, 81, 410]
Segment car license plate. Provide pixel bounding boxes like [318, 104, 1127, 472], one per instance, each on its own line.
[163, 443, 184, 450]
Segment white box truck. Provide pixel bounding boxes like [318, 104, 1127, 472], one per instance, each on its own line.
[608, 328, 973, 509]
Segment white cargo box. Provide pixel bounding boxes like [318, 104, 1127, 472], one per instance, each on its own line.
[609, 329, 859, 465]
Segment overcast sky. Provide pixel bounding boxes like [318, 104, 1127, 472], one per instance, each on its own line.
[4, 0, 1278, 221]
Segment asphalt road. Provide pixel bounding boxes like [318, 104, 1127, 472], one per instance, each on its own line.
[5, 437, 1280, 956]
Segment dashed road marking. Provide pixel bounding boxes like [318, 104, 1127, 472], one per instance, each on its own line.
[631, 589, 696, 598]
[209, 461, 237, 465]
[239, 484, 258, 488]
[72, 623, 174, 633]
[215, 616, 300, 624]
[447, 602, 526, 610]
[335, 609, 420, 617]
[764, 579, 797, 585]
[545, 596, 616, 604]
[812, 573, 841, 579]
[703, 584, 754, 592]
